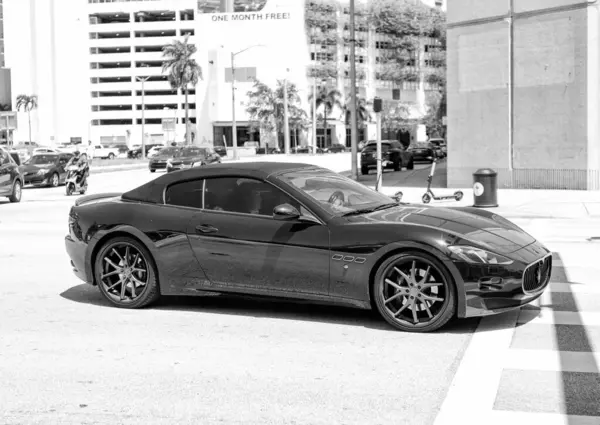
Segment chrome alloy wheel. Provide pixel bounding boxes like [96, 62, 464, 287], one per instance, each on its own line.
[375, 253, 454, 332]
[99, 242, 149, 303]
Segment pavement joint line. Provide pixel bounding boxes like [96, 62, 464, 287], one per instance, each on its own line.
[517, 308, 600, 326]
[433, 309, 519, 425]
[486, 410, 600, 425]
[503, 349, 600, 373]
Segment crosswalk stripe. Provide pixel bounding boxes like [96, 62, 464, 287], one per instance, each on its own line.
[504, 349, 600, 373]
[486, 410, 600, 425]
[517, 308, 600, 326]
[550, 282, 600, 293]
[433, 309, 520, 425]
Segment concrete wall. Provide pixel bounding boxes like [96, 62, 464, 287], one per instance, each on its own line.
[447, 0, 600, 189]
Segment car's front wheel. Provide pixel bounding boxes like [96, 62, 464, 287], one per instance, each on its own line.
[8, 180, 22, 203]
[373, 251, 456, 333]
[94, 236, 160, 309]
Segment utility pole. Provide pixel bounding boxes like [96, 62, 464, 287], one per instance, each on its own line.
[312, 75, 317, 155]
[231, 52, 239, 161]
[374, 97, 383, 191]
[136, 74, 151, 160]
[348, 0, 359, 180]
[283, 71, 290, 155]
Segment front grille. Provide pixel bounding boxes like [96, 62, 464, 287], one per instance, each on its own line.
[522, 254, 552, 294]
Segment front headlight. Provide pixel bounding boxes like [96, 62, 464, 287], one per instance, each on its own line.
[37, 169, 48, 175]
[448, 245, 513, 265]
[166, 158, 173, 166]
[192, 161, 204, 167]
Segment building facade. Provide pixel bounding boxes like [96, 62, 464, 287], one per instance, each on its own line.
[4, 0, 445, 150]
[447, 0, 600, 190]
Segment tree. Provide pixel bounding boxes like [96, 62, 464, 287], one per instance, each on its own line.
[162, 34, 202, 145]
[308, 86, 343, 146]
[343, 96, 371, 128]
[245, 79, 306, 147]
[16, 94, 38, 144]
[380, 100, 411, 144]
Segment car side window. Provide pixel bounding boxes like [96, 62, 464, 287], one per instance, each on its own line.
[204, 177, 316, 218]
[0, 150, 9, 165]
[164, 179, 204, 209]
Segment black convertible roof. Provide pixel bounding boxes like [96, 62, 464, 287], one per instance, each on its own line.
[121, 161, 326, 203]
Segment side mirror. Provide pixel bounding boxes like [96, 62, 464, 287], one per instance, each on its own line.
[392, 191, 403, 202]
[273, 203, 300, 221]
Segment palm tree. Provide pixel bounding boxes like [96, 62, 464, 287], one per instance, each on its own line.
[308, 86, 343, 147]
[344, 96, 371, 127]
[16, 94, 38, 143]
[246, 79, 305, 148]
[162, 34, 202, 145]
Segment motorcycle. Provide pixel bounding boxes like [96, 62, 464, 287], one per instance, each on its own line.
[65, 164, 88, 196]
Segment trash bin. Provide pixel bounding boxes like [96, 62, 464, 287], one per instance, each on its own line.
[472, 168, 498, 208]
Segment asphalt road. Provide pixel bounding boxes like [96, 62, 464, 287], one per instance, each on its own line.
[0, 162, 477, 425]
[2, 155, 599, 424]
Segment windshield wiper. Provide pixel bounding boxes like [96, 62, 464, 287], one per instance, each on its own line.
[341, 203, 397, 217]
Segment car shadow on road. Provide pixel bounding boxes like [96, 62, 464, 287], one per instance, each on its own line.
[60, 283, 481, 334]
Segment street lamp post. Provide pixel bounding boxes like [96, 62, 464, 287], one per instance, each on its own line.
[312, 76, 317, 154]
[230, 44, 265, 161]
[349, 0, 359, 181]
[136, 73, 151, 160]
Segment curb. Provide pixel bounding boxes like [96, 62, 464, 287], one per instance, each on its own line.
[90, 164, 148, 174]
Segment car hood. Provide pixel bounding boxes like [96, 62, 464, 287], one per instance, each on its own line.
[152, 154, 176, 160]
[346, 204, 536, 255]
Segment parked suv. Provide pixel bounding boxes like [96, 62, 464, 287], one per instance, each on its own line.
[0, 146, 23, 203]
[407, 142, 436, 163]
[360, 140, 414, 175]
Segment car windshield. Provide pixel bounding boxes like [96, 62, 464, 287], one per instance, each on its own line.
[159, 147, 181, 157]
[363, 143, 391, 151]
[27, 155, 57, 165]
[410, 143, 431, 149]
[279, 169, 397, 216]
[181, 147, 209, 157]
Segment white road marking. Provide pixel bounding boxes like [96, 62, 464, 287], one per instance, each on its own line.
[433, 309, 520, 425]
[486, 411, 600, 425]
[504, 349, 600, 373]
[517, 309, 600, 326]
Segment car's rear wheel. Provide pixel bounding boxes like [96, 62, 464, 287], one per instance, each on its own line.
[150, 169, 156, 173]
[407, 158, 414, 170]
[373, 251, 456, 333]
[393, 157, 401, 171]
[9, 180, 22, 203]
[361, 166, 369, 175]
[95, 236, 160, 309]
[108, 153, 115, 160]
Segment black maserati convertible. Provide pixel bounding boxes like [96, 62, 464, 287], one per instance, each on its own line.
[64, 162, 552, 333]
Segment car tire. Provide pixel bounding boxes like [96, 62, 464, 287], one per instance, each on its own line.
[407, 159, 414, 170]
[50, 172, 59, 187]
[361, 166, 369, 175]
[393, 158, 401, 172]
[95, 236, 161, 309]
[8, 180, 22, 203]
[108, 153, 115, 160]
[373, 251, 456, 333]
[150, 169, 156, 173]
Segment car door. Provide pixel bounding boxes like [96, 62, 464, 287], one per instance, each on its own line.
[57, 155, 71, 182]
[177, 176, 332, 296]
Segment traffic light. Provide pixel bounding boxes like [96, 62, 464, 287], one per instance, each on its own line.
[373, 97, 382, 113]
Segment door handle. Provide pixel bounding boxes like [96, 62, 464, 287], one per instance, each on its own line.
[195, 224, 218, 234]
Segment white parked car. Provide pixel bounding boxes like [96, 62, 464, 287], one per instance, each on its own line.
[91, 144, 120, 160]
[147, 146, 163, 158]
[33, 147, 61, 155]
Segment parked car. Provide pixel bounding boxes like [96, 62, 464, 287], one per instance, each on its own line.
[0, 146, 23, 203]
[429, 138, 447, 158]
[166, 146, 222, 173]
[323, 144, 347, 153]
[33, 147, 61, 155]
[407, 142, 436, 163]
[293, 146, 323, 154]
[109, 144, 130, 158]
[64, 162, 554, 333]
[19, 152, 74, 187]
[148, 146, 182, 173]
[257, 146, 282, 154]
[128, 144, 162, 159]
[360, 140, 414, 175]
[147, 146, 163, 158]
[90, 144, 120, 160]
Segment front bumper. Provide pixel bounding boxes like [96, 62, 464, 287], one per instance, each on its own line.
[361, 157, 394, 168]
[23, 174, 50, 185]
[458, 242, 553, 318]
[65, 235, 90, 284]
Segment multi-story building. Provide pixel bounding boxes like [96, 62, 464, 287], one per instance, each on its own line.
[4, 0, 444, 150]
[87, 0, 198, 146]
